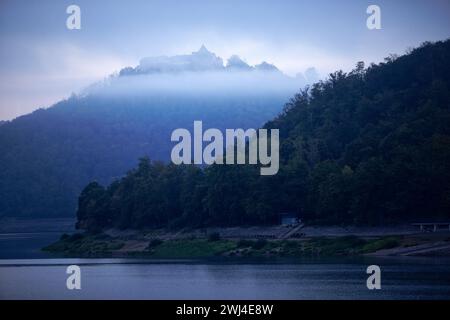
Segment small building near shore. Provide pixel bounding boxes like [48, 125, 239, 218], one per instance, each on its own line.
[279, 212, 300, 226]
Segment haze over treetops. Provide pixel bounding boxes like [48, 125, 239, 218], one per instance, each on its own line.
[76, 40, 450, 230]
[0, 47, 305, 218]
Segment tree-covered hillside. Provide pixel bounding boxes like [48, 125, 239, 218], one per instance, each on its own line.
[76, 40, 450, 230]
[0, 47, 299, 218]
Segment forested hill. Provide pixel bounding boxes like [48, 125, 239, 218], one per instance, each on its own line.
[77, 40, 450, 231]
[0, 47, 301, 218]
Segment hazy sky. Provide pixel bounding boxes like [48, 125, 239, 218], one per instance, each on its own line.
[0, 0, 449, 120]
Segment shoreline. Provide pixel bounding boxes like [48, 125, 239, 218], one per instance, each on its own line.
[42, 225, 450, 259]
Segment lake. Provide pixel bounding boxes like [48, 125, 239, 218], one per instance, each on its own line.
[1, 229, 450, 300]
[2, 258, 450, 299]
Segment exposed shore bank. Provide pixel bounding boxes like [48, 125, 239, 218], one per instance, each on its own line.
[43, 225, 450, 258]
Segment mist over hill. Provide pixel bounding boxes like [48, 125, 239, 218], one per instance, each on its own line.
[0, 47, 305, 218]
[76, 40, 450, 230]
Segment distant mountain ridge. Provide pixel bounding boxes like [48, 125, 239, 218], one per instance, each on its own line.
[119, 45, 281, 76]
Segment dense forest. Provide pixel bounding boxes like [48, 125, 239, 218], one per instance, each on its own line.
[0, 47, 299, 218]
[77, 40, 450, 231]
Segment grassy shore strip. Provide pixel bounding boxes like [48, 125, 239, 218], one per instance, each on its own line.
[42, 233, 125, 257]
[43, 232, 405, 258]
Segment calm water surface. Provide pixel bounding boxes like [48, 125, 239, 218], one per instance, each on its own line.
[1, 231, 450, 300]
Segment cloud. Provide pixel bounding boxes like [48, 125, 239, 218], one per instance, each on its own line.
[0, 41, 132, 120]
[83, 47, 305, 98]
